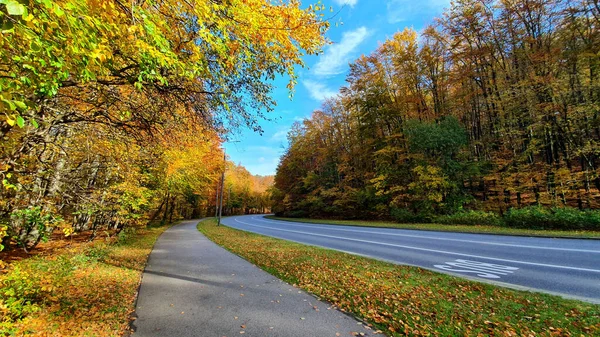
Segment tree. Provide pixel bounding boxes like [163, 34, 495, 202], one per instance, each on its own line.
[274, 0, 600, 221]
[0, 0, 323, 251]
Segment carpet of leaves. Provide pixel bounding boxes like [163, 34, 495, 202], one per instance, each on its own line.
[199, 219, 600, 336]
[0, 226, 169, 336]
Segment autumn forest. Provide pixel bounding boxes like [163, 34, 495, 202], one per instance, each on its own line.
[2, 0, 600, 254]
[0, 0, 327, 253]
[2, 0, 600, 336]
[273, 0, 600, 229]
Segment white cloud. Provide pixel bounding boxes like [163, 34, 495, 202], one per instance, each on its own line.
[270, 128, 289, 142]
[247, 146, 282, 156]
[303, 80, 338, 101]
[245, 157, 281, 176]
[387, 0, 450, 23]
[293, 115, 308, 122]
[313, 26, 370, 77]
[333, 0, 358, 6]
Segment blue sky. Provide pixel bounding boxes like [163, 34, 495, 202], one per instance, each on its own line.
[224, 0, 451, 176]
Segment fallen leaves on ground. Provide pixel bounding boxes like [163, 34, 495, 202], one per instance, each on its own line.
[0, 226, 169, 336]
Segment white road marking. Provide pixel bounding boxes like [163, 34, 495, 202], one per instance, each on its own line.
[434, 260, 519, 279]
[232, 217, 600, 274]
[251, 216, 600, 254]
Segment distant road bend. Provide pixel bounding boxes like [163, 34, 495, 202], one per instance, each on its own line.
[222, 215, 600, 304]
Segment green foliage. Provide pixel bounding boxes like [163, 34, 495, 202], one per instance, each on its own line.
[3, 0, 26, 16]
[0, 224, 7, 251]
[390, 207, 432, 223]
[296, 195, 326, 218]
[0, 250, 107, 325]
[285, 209, 309, 218]
[0, 265, 42, 322]
[9, 206, 63, 250]
[435, 210, 502, 226]
[116, 227, 138, 244]
[502, 206, 553, 229]
[1, 173, 17, 191]
[391, 206, 600, 230]
[503, 206, 600, 230]
[404, 117, 468, 159]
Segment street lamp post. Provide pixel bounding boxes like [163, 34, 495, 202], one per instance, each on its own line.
[214, 185, 219, 218]
[217, 150, 226, 226]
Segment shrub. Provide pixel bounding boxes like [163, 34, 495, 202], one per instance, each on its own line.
[0, 264, 43, 325]
[550, 207, 600, 230]
[390, 207, 432, 223]
[435, 210, 501, 226]
[0, 224, 7, 252]
[9, 206, 63, 252]
[296, 196, 326, 217]
[502, 206, 600, 230]
[502, 206, 551, 229]
[285, 209, 308, 218]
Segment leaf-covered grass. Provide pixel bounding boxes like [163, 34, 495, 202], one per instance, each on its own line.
[0, 225, 170, 336]
[266, 216, 600, 239]
[198, 218, 600, 336]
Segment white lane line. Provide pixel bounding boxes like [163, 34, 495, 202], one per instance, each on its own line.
[251, 216, 600, 254]
[233, 218, 600, 274]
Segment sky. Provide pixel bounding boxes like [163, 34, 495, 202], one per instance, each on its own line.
[224, 0, 451, 176]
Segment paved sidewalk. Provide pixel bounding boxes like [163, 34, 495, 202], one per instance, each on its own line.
[132, 220, 374, 337]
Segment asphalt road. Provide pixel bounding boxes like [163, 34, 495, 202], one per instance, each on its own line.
[222, 215, 600, 304]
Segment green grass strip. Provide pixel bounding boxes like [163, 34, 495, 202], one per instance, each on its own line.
[198, 218, 599, 336]
[266, 216, 600, 239]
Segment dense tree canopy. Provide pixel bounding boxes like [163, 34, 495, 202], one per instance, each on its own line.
[273, 0, 600, 221]
[0, 0, 327, 251]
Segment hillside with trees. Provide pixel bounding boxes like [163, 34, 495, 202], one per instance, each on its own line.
[273, 0, 600, 227]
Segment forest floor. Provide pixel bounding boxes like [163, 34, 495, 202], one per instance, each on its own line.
[266, 216, 600, 239]
[0, 223, 171, 336]
[198, 218, 600, 336]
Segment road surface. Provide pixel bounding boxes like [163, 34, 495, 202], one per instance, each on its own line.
[222, 215, 600, 304]
[133, 220, 372, 337]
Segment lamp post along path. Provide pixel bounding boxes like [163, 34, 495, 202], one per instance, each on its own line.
[217, 150, 226, 226]
[214, 185, 219, 218]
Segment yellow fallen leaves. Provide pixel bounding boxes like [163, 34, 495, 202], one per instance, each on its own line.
[0, 226, 169, 336]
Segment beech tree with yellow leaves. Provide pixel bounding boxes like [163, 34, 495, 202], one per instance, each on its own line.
[0, 0, 327, 251]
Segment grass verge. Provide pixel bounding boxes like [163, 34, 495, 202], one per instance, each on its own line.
[198, 218, 599, 336]
[0, 224, 171, 336]
[266, 216, 600, 239]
